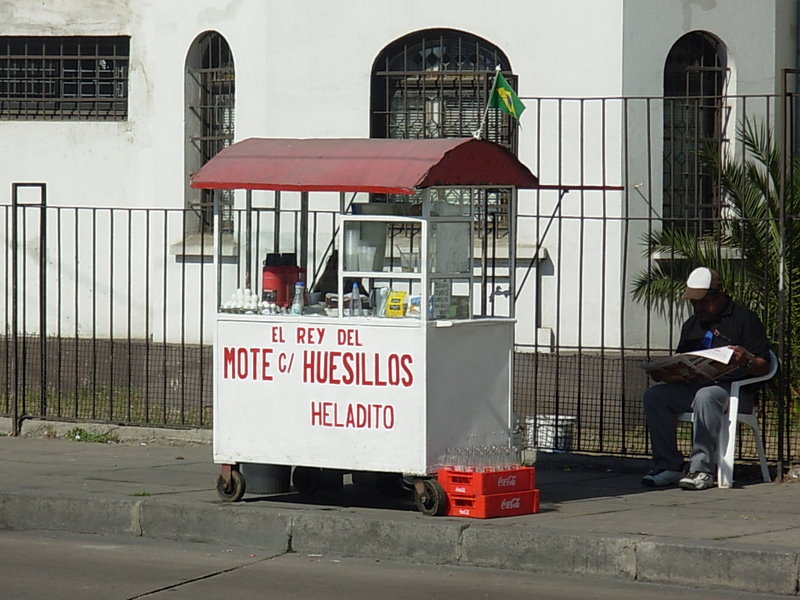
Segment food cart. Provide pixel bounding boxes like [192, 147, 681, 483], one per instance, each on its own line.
[191, 137, 538, 515]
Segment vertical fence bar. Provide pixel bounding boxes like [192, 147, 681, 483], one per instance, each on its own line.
[778, 73, 790, 471]
[576, 99, 586, 449]
[127, 209, 133, 422]
[39, 188, 46, 417]
[161, 210, 168, 422]
[56, 206, 62, 417]
[108, 209, 115, 421]
[91, 208, 97, 419]
[73, 209, 79, 419]
[199, 218, 207, 426]
[10, 189, 19, 434]
[2, 208, 8, 417]
[180, 211, 187, 425]
[144, 210, 151, 423]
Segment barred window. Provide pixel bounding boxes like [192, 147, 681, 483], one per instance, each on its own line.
[371, 29, 517, 236]
[663, 31, 728, 235]
[371, 28, 515, 150]
[0, 36, 129, 120]
[185, 32, 235, 233]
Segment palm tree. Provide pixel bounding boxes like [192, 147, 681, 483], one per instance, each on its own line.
[632, 117, 800, 358]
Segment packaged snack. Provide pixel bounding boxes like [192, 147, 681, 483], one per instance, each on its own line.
[406, 294, 422, 317]
[385, 290, 407, 317]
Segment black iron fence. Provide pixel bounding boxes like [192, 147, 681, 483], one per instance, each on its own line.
[3, 91, 799, 470]
[512, 89, 800, 468]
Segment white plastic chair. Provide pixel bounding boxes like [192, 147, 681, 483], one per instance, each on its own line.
[677, 350, 778, 488]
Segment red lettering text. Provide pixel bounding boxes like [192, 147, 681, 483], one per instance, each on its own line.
[222, 347, 274, 381]
[310, 401, 395, 429]
[302, 351, 414, 387]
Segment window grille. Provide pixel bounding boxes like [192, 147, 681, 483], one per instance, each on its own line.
[0, 36, 129, 120]
[187, 33, 235, 233]
[663, 32, 728, 235]
[371, 29, 517, 235]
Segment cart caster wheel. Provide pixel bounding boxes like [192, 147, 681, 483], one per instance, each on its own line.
[414, 478, 447, 516]
[293, 466, 322, 495]
[216, 469, 246, 502]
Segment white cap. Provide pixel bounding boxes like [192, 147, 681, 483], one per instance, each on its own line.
[683, 267, 721, 300]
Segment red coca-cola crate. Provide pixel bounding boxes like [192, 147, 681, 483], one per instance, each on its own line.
[437, 467, 535, 496]
[445, 489, 540, 519]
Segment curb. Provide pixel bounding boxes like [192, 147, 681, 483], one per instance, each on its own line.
[0, 489, 797, 596]
[0, 417, 212, 445]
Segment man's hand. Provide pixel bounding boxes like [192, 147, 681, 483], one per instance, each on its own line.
[729, 345, 769, 376]
[730, 345, 752, 368]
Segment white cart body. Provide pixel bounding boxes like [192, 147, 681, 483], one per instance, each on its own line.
[192, 137, 537, 477]
[214, 316, 513, 474]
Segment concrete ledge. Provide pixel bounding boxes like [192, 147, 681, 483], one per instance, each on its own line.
[139, 499, 291, 554]
[0, 418, 211, 445]
[291, 512, 466, 564]
[461, 524, 638, 579]
[636, 539, 800, 596]
[0, 491, 139, 536]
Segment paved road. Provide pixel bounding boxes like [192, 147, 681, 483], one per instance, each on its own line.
[0, 530, 791, 600]
[3, 434, 800, 596]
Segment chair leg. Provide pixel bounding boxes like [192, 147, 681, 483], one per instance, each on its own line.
[750, 422, 771, 483]
[717, 408, 738, 489]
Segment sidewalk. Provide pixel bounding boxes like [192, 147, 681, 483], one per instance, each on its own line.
[1, 431, 799, 596]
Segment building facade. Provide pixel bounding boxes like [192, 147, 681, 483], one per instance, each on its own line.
[0, 0, 795, 350]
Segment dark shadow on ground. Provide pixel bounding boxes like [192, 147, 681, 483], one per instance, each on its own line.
[232, 455, 775, 512]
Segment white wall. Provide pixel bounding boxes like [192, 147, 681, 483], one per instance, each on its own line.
[615, 0, 794, 349]
[0, 0, 793, 346]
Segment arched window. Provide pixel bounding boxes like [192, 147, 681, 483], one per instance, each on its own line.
[371, 30, 517, 241]
[185, 32, 235, 233]
[371, 28, 515, 149]
[663, 31, 728, 234]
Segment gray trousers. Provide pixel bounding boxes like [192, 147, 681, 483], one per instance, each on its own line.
[642, 382, 753, 474]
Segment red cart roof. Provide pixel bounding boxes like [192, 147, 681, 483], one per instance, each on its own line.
[190, 137, 538, 194]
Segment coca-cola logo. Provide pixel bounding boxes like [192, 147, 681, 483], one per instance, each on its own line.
[496, 475, 517, 487]
[501, 497, 521, 510]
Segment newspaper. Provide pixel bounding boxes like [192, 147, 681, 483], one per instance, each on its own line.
[641, 346, 736, 383]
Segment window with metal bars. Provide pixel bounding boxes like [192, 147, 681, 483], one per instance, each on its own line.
[370, 28, 517, 236]
[663, 31, 728, 235]
[0, 36, 129, 120]
[186, 32, 235, 233]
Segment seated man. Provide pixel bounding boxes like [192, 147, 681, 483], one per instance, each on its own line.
[642, 267, 771, 490]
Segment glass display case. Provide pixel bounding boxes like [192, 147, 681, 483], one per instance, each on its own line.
[337, 210, 474, 322]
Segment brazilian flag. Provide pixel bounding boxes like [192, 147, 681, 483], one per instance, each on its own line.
[488, 72, 525, 120]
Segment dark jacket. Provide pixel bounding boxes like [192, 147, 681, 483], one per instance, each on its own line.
[676, 296, 770, 381]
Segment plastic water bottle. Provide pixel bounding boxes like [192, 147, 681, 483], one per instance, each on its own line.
[349, 282, 362, 316]
[290, 282, 305, 315]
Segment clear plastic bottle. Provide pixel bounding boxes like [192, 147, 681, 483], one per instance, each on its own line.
[349, 282, 363, 316]
[290, 282, 305, 315]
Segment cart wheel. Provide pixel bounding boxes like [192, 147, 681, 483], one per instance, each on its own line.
[414, 478, 447, 516]
[293, 466, 322, 495]
[216, 469, 246, 502]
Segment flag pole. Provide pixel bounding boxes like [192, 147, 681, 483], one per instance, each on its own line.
[473, 65, 501, 139]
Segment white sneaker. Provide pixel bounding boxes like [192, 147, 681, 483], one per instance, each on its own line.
[641, 469, 683, 487]
[679, 471, 715, 490]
